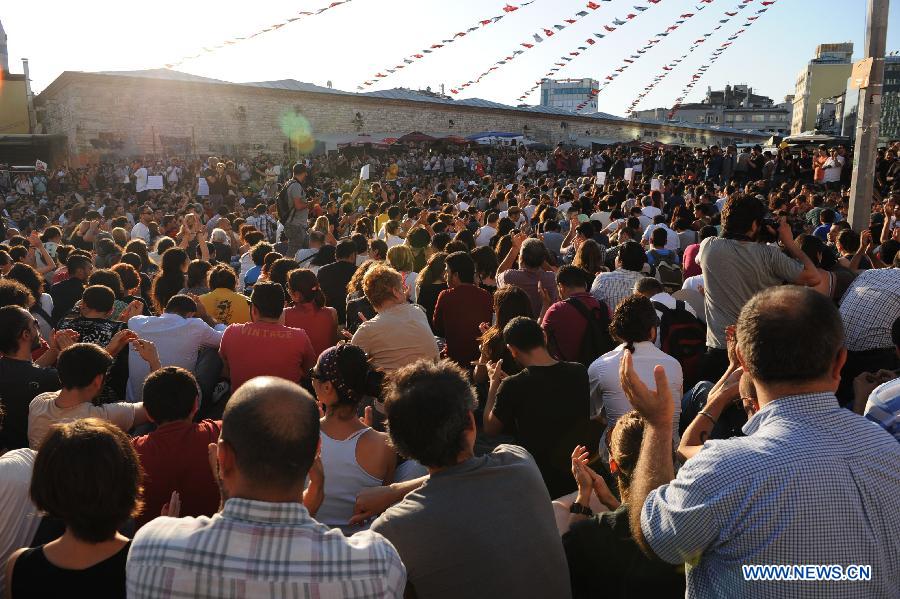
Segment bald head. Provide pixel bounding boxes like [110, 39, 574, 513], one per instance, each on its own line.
[737, 286, 843, 385]
[221, 377, 320, 490]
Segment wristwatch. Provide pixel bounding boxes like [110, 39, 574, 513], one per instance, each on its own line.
[569, 502, 593, 517]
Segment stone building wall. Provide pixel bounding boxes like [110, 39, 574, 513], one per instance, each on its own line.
[37, 72, 766, 162]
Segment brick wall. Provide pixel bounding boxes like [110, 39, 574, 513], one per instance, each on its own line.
[37, 72, 766, 161]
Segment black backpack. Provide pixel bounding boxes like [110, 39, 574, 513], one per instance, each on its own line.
[275, 179, 298, 224]
[563, 297, 616, 368]
[652, 300, 706, 389]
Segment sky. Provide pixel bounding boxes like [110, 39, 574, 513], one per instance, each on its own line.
[3, 0, 899, 117]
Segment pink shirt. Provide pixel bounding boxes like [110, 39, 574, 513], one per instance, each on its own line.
[219, 321, 317, 391]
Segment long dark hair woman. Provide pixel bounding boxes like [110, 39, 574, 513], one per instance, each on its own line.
[150, 247, 188, 313]
[473, 285, 533, 383]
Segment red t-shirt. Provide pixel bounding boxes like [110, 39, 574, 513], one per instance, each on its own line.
[132, 419, 222, 529]
[219, 321, 317, 390]
[682, 243, 702, 278]
[541, 292, 606, 363]
[283, 303, 335, 359]
[432, 283, 493, 367]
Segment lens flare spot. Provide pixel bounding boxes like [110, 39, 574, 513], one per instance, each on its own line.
[280, 110, 315, 154]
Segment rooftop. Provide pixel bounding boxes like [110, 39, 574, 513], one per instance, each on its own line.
[58, 68, 765, 137]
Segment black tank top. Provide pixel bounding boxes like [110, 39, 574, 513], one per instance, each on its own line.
[11, 541, 130, 598]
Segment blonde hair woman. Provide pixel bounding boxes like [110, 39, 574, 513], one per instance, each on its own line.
[386, 245, 418, 302]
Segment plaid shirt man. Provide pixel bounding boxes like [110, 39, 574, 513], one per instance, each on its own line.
[641, 392, 900, 599]
[127, 498, 406, 598]
[590, 268, 645, 314]
[839, 267, 900, 351]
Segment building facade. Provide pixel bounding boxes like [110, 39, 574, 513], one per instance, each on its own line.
[840, 55, 900, 142]
[631, 85, 791, 135]
[35, 70, 766, 163]
[539, 78, 599, 112]
[791, 43, 854, 135]
[0, 19, 30, 135]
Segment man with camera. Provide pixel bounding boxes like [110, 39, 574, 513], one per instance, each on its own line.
[698, 194, 820, 381]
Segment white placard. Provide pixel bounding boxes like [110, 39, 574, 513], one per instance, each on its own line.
[197, 177, 209, 196]
[146, 175, 164, 190]
[595, 171, 606, 186]
[651, 178, 661, 191]
[360, 165, 370, 180]
[624, 167, 634, 182]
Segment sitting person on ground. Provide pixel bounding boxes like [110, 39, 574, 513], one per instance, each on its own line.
[562, 412, 686, 599]
[219, 282, 316, 391]
[126, 376, 406, 598]
[283, 268, 338, 358]
[542, 265, 614, 365]
[198, 265, 250, 326]
[472, 286, 533, 384]
[351, 264, 439, 372]
[591, 241, 647, 315]
[126, 294, 224, 403]
[432, 251, 493, 368]
[311, 343, 395, 532]
[6, 418, 143, 598]
[626, 286, 900, 598]
[27, 343, 151, 449]
[587, 295, 683, 452]
[131, 366, 222, 529]
[367, 359, 572, 599]
[483, 316, 598, 498]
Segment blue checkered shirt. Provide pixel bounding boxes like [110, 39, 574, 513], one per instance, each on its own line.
[866, 376, 900, 442]
[127, 498, 406, 598]
[641, 392, 900, 599]
[590, 268, 645, 313]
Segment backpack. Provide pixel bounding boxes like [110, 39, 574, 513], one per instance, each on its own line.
[562, 297, 616, 368]
[650, 250, 683, 291]
[275, 179, 298, 224]
[653, 300, 706, 389]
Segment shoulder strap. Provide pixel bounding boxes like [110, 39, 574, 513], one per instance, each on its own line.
[675, 300, 685, 312]
[651, 300, 672, 314]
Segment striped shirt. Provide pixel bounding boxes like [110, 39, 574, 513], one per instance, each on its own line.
[641, 392, 900, 599]
[590, 268, 645, 314]
[127, 498, 406, 598]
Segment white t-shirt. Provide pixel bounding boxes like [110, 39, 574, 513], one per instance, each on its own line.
[588, 341, 682, 441]
[28, 392, 138, 449]
[0, 448, 40, 593]
[131, 221, 151, 243]
[134, 167, 149, 193]
[475, 225, 497, 247]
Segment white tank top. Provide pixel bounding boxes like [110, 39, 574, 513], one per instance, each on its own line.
[316, 428, 383, 529]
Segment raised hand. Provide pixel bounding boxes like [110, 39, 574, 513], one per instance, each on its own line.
[619, 350, 673, 429]
[160, 491, 181, 518]
[107, 329, 138, 356]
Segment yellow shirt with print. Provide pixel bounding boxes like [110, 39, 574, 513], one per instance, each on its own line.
[200, 288, 251, 325]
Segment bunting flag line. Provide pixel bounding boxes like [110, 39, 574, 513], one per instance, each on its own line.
[668, 0, 778, 119]
[163, 0, 357, 69]
[448, 0, 612, 96]
[514, 0, 664, 104]
[572, 1, 716, 112]
[624, 0, 753, 115]
[358, 0, 537, 90]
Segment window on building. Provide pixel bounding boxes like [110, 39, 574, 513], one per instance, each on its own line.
[751, 115, 766, 122]
[733, 115, 746, 122]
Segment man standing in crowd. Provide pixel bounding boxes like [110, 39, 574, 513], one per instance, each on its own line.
[127, 376, 406, 597]
[699, 196, 819, 380]
[627, 287, 900, 598]
[280, 163, 311, 257]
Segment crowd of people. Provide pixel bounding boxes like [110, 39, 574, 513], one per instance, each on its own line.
[0, 137, 898, 598]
